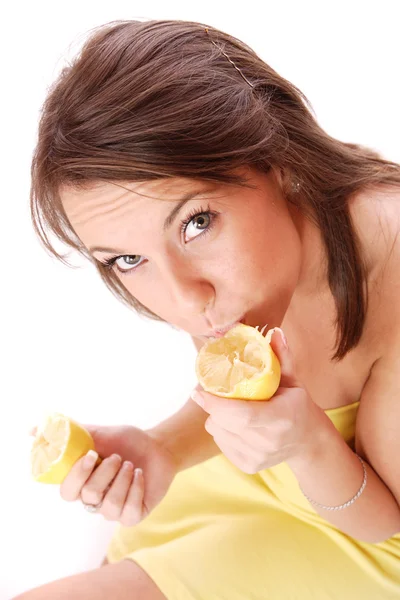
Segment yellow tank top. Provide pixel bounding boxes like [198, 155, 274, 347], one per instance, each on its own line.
[108, 400, 400, 597]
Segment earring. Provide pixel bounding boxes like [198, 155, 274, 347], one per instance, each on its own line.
[291, 180, 301, 193]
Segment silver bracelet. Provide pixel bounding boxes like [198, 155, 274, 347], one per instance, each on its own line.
[300, 454, 367, 511]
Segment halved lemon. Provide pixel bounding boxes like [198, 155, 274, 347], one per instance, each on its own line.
[31, 413, 102, 484]
[195, 324, 281, 400]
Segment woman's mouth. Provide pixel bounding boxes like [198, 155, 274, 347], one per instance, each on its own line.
[206, 316, 246, 339]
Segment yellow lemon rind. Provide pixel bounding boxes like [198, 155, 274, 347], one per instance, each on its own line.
[31, 413, 97, 484]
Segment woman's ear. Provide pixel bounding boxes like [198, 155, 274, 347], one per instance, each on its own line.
[271, 165, 301, 199]
[271, 164, 287, 191]
[271, 164, 283, 186]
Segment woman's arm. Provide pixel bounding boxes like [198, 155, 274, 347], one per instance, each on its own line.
[287, 350, 400, 544]
[146, 336, 221, 472]
[146, 395, 221, 472]
[287, 420, 400, 543]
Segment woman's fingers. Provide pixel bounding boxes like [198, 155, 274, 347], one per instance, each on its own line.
[119, 468, 144, 527]
[58, 451, 145, 526]
[100, 461, 136, 521]
[80, 454, 122, 505]
[60, 451, 116, 502]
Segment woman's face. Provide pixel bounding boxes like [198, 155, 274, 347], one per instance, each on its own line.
[61, 166, 307, 342]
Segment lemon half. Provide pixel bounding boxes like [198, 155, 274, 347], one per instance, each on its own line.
[31, 413, 101, 484]
[195, 324, 281, 400]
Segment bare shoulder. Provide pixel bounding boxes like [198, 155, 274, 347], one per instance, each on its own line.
[350, 184, 400, 269]
[350, 185, 400, 345]
[351, 188, 400, 500]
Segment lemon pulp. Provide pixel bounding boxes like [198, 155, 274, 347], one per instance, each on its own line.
[195, 324, 281, 400]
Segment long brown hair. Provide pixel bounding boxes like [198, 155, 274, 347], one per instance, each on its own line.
[30, 19, 400, 360]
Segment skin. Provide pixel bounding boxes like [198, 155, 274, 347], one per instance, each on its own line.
[61, 165, 327, 341]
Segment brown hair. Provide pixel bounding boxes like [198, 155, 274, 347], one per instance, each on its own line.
[30, 18, 400, 360]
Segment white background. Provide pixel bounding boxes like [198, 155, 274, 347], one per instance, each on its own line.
[1, 1, 399, 598]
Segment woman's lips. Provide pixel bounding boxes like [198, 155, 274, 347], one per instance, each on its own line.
[206, 316, 246, 338]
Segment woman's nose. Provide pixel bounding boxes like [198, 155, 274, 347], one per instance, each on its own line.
[161, 257, 215, 316]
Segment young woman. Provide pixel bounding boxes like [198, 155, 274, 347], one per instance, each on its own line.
[17, 18, 400, 600]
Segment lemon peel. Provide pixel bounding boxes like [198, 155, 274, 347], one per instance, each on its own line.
[31, 413, 102, 484]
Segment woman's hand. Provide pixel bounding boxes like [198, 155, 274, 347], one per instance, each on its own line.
[31, 424, 178, 526]
[191, 327, 331, 474]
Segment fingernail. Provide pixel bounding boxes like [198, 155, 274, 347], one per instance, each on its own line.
[83, 450, 98, 470]
[134, 467, 143, 481]
[190, 390, 204, 408]
[274, 327, 288, 349]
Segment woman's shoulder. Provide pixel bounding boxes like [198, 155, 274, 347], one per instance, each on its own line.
[350, 184, 400, 344]
[350, 184, 400, 263]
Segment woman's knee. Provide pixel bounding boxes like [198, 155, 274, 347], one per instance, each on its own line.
[12, 559, 167, 599]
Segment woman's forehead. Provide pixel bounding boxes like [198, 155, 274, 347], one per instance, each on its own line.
[61, 179, 204, 224]
[59, 181, 233, 252]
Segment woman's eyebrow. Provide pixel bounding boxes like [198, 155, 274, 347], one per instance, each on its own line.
[163, 190, 205, 231]
[89, 190, 206, 255]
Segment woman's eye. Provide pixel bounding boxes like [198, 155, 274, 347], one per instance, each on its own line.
[103, 210, 215, 275]
[115, 255, 143, 272]
[184, 212, 212, 242]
